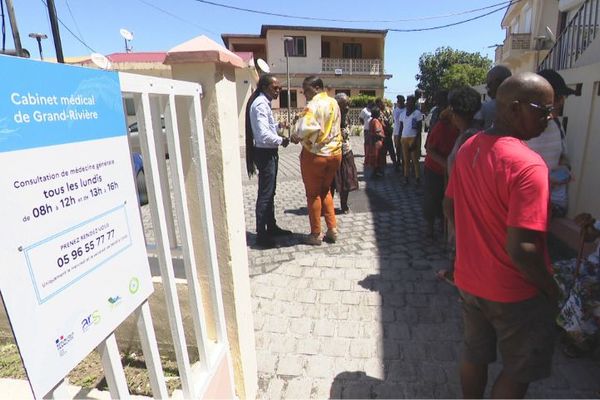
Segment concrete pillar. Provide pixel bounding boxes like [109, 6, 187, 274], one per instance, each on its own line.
[164, 36, 256, 400]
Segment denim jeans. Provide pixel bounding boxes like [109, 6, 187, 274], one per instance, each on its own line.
[254, 147, 279, 234]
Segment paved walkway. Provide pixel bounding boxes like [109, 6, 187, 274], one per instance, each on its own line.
[243, 136, 600, 399]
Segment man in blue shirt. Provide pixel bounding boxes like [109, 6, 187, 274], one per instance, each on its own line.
[245, 74, 291, 248]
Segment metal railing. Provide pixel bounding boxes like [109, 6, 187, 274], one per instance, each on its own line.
[273, 107, 364, 127]
[539, 0, 600, 70]
[321, 58, 382, 75]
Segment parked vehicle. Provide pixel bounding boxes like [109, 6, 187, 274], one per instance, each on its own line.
[132, 152, 148, 206]
[128, 117, 168, 157]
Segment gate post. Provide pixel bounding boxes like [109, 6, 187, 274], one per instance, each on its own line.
[165, 36, 257, 399]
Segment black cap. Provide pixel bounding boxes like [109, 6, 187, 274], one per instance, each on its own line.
[537, 69, 576, 96]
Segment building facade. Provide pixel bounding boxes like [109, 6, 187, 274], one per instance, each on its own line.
[222, 25, 392, 111]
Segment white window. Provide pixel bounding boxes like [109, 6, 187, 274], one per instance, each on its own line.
[522, 5, 532, 33]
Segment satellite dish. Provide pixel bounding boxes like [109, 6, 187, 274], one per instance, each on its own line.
[119, 28, 134, 41]
[256, 58, 270, 73]
[90, 53, 112, 70]
[546, 26, 556, 43]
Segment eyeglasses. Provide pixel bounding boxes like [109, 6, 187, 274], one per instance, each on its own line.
[523, 102, 554, 117]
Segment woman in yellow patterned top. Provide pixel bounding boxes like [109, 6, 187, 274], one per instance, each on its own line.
[291, 76, 343, 245]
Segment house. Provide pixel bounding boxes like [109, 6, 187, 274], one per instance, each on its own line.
[498, 0, 600, 237]
[222, 25, 392, 111]
[495, 0, 559, 73]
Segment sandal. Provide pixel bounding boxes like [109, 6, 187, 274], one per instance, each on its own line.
[436, 269, 455, 286]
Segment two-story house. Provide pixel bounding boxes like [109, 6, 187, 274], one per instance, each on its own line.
[222, 25, 392, 111]
[496, 0, 600, 244]
[495, 0, 559, 73]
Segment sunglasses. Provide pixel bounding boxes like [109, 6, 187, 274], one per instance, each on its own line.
[521, 101, 554, 117]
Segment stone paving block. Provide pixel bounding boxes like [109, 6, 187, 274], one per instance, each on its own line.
[297, 289, 318, 304]
[296, 338, 320, 355]
[345, 268, 366, 280]
[291, 277, 310, 289]
[283, 302, 304, 318]
[349, 340, 374, 358]
[277, 355, 305, 376]
[302, 267, 321, 278]
[341, 292, 362, 306]
[306, 355, 336, 378]
[284, 378, 313, 399]
[254, 284, 277, 299]
[311, 278, 332, 290]
[316, 257, 335, 267]
[264, 315, 289, 334]
[313, 319, 335, 337]
[333, 279, 352, 291]
[286, 265, 304, 278]
[335, 258, 355, 268]
[269, 334, 297, 353]
[310, 379, 333, 399]
[321, 338, 351, 357]
[319, 291, 341, 305]
[266, 377, 285, 399]
[385, 323, 411, 340]
[274, 287, 296, 302]
[256, 351, 278, 374]
[336, 320, 361, 339]
[290, 318, 313, 335]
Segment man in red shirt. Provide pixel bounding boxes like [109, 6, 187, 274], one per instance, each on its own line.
[444, 73, 560, 399]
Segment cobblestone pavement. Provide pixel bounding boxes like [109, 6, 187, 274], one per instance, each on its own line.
[243, 135, 600, 399]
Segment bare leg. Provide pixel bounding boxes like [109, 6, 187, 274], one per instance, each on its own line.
[491, 370, 529, 399]
[460, 359, 488, 399]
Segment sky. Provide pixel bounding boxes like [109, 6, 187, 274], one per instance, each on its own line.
[6, 0, 508, 98]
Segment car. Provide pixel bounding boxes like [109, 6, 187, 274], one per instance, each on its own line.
[128, 117, 168, 157]
[132, 152, 148, 206]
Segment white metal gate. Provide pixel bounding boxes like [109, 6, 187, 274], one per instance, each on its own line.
[45, 72, 233, 399]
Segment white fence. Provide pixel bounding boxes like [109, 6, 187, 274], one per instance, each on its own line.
[45, 72, 233, 399]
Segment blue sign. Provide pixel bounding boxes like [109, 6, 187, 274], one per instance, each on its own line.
[0, 55, 126, 153]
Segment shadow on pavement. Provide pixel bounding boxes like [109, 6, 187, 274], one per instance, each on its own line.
[245, 231, 304, 250]
[329, 143, 463, 398]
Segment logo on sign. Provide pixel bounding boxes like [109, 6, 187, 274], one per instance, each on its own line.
[55, 332, 74, 356]
[81, 310, 101, 332]
[129, 277, 140, 294]
[108, 295, 122, 308]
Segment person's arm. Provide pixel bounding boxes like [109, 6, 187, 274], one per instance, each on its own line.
[292, 105, 321, 144]
[506, 227, 559, 302]
[253, 101, 283, 147]
[443, 197, 454, 225]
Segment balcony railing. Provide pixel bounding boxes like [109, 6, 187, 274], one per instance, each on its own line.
[321, 58, 382, 75]
[539, 0, 600, 70]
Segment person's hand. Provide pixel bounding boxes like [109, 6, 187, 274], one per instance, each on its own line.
[290, 133, 301, 144]
[574, 213, 600, 242]
[281, 137, 290, 148]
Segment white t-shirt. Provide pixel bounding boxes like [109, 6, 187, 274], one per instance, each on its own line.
[399, 109, 423, 138]
[527, 119, 563, 170]
[360, 107, 371, 131]
[392, 106, 405, 136]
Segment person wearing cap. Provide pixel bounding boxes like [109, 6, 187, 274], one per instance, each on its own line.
[527, 69, 575, 217]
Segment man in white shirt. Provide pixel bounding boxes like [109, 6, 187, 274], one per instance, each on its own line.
[359, 101, 373, 148]
[245, 74, 291, 248]
[393, 95, 406, 171]
[398, 95, 423, 184]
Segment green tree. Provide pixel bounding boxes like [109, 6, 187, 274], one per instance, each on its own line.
[416, 47, 491, 103]
[439, 64, 488, 90]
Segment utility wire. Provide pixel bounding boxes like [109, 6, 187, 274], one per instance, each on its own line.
[64, 0, 85, 43]
[135, 0, 217, 35]
[40, 0, 96, 53]
[388, 2, 515, 32]
[192, 0, 513, 24]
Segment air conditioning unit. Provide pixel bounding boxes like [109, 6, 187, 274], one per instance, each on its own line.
[334, 68, 343, 75]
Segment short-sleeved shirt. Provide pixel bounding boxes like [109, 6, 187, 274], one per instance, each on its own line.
[399, 109, 423, 137]
[360, 107, 371, 131]
[392, 106, 405, 136]
[424, 119, 460, 175]
[526, 119, 563, 170]
[445, 133, 551, 302]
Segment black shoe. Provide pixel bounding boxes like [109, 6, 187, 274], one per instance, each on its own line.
[415, 177, 421, 184]
[256, 234, 277, 248]
[267, 225, 293, 236]
[404, 177, 409, 185]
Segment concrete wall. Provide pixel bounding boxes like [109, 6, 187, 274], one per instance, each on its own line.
[168, 62, 257, 400]
[267, 30, 323, 74]
[559, 62, 600, 218]
[235, 68, 256, 142]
